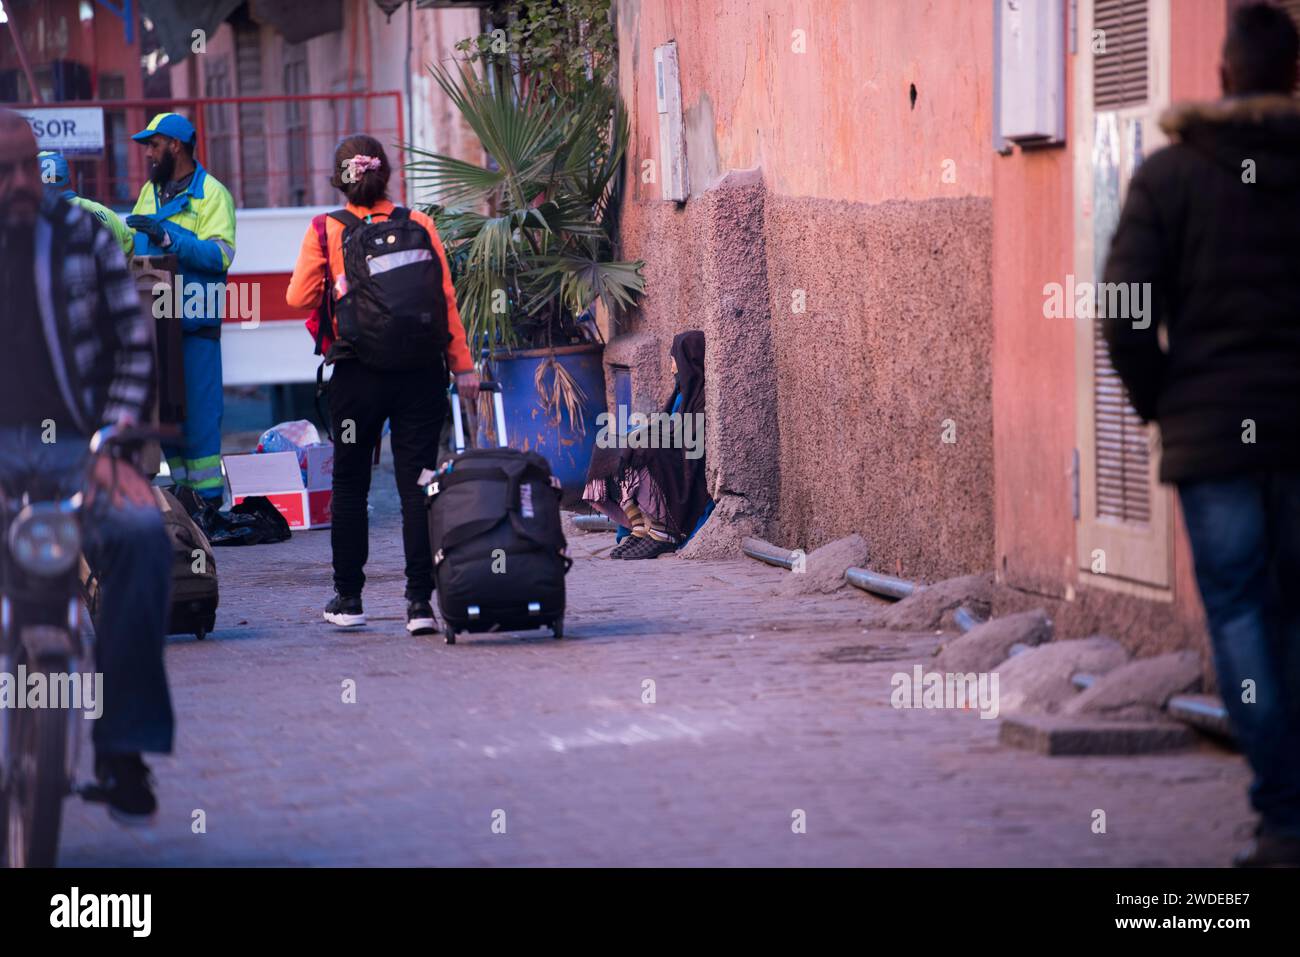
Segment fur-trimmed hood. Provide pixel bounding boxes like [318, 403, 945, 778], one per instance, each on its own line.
[1159, 94, 1300, 190]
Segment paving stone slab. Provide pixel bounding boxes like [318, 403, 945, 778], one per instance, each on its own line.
[999, 715, 1196, 756]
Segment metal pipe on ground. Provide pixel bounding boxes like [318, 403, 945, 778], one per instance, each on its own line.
[741, 537, 797, 570]
[845, 566, 918, 601]
[740, 540, 922, 603]
[1167, 694, 1235, 743]
[573, 514, 617, 533]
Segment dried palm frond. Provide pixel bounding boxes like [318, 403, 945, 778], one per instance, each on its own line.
[534, 355, 588, 435]
[475, 385, 498, 446]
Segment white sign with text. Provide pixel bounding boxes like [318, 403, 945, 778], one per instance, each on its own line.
[19, 107, 105, 155]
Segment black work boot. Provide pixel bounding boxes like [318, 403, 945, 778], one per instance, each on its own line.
[86, 753, 158, 826]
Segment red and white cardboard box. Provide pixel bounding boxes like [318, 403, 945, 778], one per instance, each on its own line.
[297, 442, 333, 528]
[223, 445, 333, 530]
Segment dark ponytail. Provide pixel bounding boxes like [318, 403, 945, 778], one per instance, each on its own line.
[329, 134, 391, 207]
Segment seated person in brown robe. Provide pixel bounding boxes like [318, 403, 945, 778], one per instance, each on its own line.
[583, 330, 710, 560]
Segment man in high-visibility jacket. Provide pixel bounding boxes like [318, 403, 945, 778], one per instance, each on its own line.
[37, 150, 134, 256]
[128, 112, 236, 504]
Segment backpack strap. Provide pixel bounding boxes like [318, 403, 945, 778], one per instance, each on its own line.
[313, 212, 329, 265]
[312, 212, 335, 440]
[311, 213, 331, 358]
[315, 361, 331, 442]
[329, 208, 406, 227]
[327, 209, 364, 229]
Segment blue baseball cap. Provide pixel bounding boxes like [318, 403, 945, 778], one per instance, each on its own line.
[131, 112, 197, 146]
[37, 150, 70, 189]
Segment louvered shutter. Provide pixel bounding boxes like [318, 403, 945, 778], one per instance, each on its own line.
[1094, 0, 1150, 109]
[1092, 0, 1152, 526]
[1093, 329, 1151, 522]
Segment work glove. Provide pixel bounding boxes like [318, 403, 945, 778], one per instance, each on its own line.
[125, 214, 168, 246]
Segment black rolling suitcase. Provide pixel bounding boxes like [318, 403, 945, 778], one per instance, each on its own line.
[156, 487, 219, 640]
[425, 373, 570, 644]
[81, 487, 219, 642]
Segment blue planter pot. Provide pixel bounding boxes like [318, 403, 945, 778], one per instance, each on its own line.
[485, 344, 607, 502]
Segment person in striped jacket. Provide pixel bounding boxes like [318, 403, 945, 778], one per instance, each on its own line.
[0, 109, 174, 824]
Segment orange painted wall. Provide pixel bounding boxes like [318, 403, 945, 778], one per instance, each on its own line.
[1172, 0, 1228, 103]
[992, 135, 1077, 599]
[618, 0, 994, 204]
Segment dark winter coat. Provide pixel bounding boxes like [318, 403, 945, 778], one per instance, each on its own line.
[1103, 95, 1300, 483]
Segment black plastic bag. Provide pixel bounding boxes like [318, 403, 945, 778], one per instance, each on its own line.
[199, 495, 293, 547]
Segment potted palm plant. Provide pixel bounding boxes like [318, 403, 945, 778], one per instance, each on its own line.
[406, 61, 644, 497]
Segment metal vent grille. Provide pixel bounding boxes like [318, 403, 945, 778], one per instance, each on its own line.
[1094, 0, 1149, 109]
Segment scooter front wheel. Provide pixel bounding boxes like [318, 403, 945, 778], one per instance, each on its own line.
[0, 653, 69, 868]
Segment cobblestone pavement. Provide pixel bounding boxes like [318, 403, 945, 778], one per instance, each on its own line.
[60, 456, 1253, 866]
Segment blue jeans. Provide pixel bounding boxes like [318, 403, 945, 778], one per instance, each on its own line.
[1180, 471, 1300, 838]
[0, 427, 174, 756]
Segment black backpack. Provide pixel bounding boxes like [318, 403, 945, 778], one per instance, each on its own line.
[325, 207, 450, 370]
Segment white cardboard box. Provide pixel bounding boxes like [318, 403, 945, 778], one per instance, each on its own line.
[223, 446, 332, 530]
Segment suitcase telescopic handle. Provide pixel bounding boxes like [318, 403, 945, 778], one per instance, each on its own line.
[449, 355, 509, 452]
[449, 378, 467, 453]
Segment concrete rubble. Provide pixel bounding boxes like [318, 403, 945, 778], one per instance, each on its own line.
[994, 636, 1130, 715]
[932, 608, 1052, 673]
[776, 534, 870, 596]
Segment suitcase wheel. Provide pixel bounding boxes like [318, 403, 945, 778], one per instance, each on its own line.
[195, 608, 216, 640]
[171, 604, 217, 641]
[552, 616, 564, 640]
[444, 625, 457, 645]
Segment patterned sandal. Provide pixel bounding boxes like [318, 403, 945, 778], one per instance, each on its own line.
[619, 536, 676, 560]
[609, 535, 639, 559]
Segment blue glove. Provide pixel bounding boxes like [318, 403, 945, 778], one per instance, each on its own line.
[125, 214, 166, 246]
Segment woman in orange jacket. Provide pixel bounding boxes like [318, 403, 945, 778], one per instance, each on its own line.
[286, 134, 478, 635]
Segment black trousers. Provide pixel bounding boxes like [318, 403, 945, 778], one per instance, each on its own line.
[327, 359, 448, 602]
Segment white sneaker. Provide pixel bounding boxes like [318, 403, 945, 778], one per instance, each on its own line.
[324, 593, 366, 627]
[406, 600, 437, 635]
